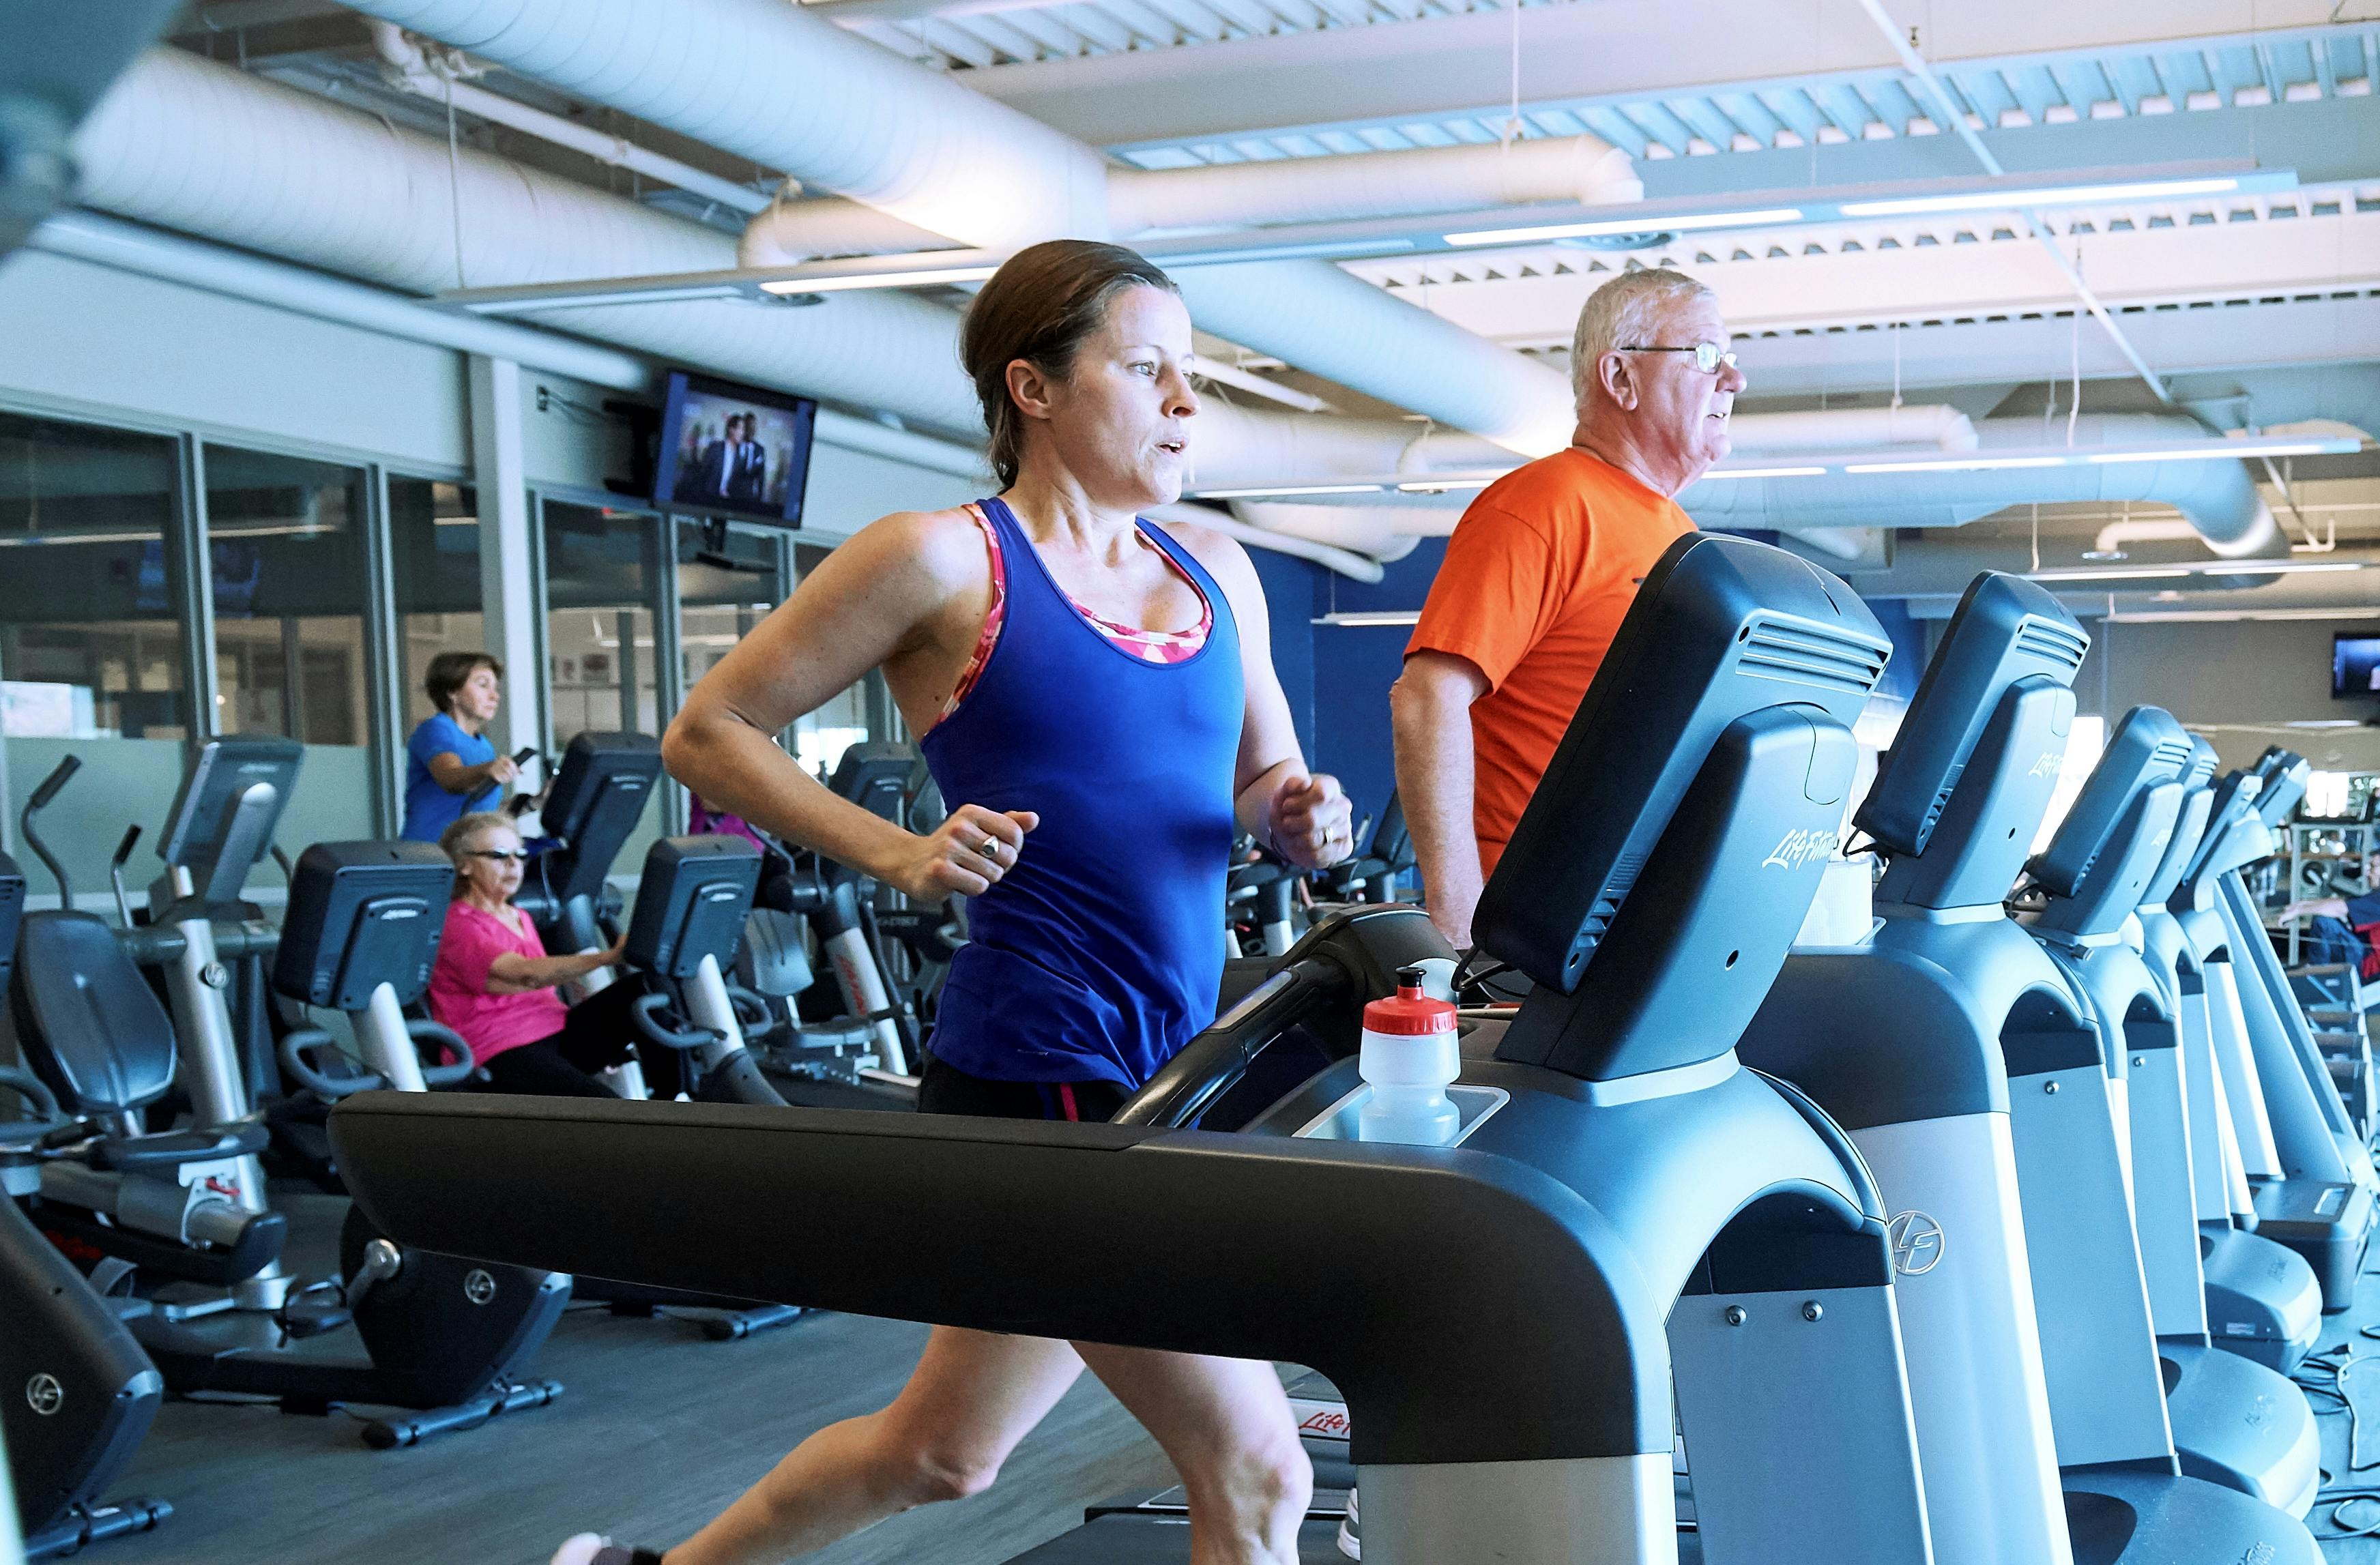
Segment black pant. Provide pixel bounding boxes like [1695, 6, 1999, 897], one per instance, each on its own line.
[476, 980, 691, 1100]
[916, 1055, 1127, 1124]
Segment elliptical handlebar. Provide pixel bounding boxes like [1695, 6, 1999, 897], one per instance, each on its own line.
[108, 825, 143, 928]
[0, 1062, 61, 1124]
[408, 1021, 480, 1089]
[628, 991, 727, 1052]
[20, 753, 80, 905]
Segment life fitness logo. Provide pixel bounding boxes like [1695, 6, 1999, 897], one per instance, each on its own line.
[1761, 828, 1840, 871]
[1887, 1211, 1947, 1276]
[25, 1373, 64, 1416]
[2029, 750, 2064, 779]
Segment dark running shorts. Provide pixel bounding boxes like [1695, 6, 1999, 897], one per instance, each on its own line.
[916, 1055, 1129, 1124]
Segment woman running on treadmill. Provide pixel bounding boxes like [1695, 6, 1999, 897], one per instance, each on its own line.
[553, 239, 1352, 1565]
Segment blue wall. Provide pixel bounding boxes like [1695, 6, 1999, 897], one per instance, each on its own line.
[1248, 540, 1448, 839]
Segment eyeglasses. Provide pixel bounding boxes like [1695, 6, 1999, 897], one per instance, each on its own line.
[1618, 342, 1739, 375]
[467, 849, 529, 863]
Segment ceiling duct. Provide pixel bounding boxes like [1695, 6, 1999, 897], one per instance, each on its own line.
[72, 48, 985, 433]
[738, 136, 1640, 259]
[1680, 415, 2280, 557]
[340, 0, 1589, 456]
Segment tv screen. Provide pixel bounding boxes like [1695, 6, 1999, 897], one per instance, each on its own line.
[2334, 633, 2380, 700]
[652, 370, 818, 528]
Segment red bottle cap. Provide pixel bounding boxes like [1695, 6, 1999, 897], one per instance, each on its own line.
[1363, 965, 1455, 1038]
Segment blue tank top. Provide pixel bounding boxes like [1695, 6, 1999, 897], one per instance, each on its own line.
[919, 498, 1243, 1090]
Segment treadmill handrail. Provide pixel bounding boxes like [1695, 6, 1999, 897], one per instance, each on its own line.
[328, 1091, 1673, 1468]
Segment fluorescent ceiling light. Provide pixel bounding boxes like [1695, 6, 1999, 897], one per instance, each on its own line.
[2211, 560, 2367, 575]
[1313, 611, 1422, 627]
[1840, 176, 2241, 218]
[2028, 567, 2195, 582]
[1396, 479, 1495, 493]
[1194, 484, 1384, 499]
[759, 265, 1000, 294]
[2089, 440, 2353, 464]
[1700, 465, 1829, 480]
[1847, 455, 2068, 474]
[1444, 207, 1805, 248]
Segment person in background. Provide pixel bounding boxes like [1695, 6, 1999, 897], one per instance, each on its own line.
[429, 811, 687, 1099]
[2282, 851, 2380, 987]
[402, 652, 518, 843]
[1391, 267, 1738, 948]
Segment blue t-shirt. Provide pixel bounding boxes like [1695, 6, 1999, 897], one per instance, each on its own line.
[403, 712, 499, 842]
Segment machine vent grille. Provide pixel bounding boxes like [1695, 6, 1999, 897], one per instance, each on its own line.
[2014, 618, 2089, 673]
[2152, 737, 2194, 776]
[1737, 621, 1888, 696]
[1580, 848, 1649, 950]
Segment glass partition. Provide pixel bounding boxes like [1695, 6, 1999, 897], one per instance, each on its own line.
[204, 445, 373, 877]
[544, 500, 665, 876]
[0, 412, 192, 904]
[389, 478, 485, 731]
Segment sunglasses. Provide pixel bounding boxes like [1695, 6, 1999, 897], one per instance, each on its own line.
[467, 848, 530, 863]
[1618, 342, 1739, 375]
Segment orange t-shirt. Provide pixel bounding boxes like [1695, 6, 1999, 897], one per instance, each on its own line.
[1406, 448, 1696, 874]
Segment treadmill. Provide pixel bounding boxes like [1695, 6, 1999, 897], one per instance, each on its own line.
[2017, 705, 2318, 1519]
[2173, 753, 2377, 1306]
[2132, 738, 2325, 1375]
[1737, 573, 2317, 1562]
[337, 533, 1958, 1565]
[330, 536, 2319, 1565]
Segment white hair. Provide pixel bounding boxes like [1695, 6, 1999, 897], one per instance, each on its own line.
[1569, 268, 1718, 405]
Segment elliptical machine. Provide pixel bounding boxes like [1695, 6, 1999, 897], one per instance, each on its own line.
[0, 853, 173, 1560]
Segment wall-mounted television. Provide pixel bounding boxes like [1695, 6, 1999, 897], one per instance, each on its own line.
[651, 370, 817, 528]
[2333, 633, 2380, 699]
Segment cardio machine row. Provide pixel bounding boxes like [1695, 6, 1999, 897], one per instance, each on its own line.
[336, 536, 2372, 1565]
[0, 727, 900, 1557]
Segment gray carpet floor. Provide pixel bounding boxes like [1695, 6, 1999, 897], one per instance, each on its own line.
[91, 1192, 1176, 1565]
[2308, 1259, 2380, 1556]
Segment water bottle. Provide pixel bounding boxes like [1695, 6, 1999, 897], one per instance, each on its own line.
[1357, 963, 1460, 1147]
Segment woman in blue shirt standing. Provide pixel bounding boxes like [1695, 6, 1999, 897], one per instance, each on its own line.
[558, 241, 1352, 1565]
[402, 652, 521, 842]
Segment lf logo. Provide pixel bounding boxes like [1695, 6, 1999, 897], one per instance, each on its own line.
[2028, 751, 2063, 779]
[25, 1373, 63, 1415]
[1887, 1211, 1947, 1276]
[463, 1269, 497, 1306]
[1761, 828, 1840, 871]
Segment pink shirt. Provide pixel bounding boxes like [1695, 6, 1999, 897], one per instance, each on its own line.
[429, 901, 570, 1064]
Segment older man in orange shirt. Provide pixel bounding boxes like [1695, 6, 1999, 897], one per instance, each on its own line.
[1391, 268, 1746, 948]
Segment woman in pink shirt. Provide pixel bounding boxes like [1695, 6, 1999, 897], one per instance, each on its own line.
[430, 812, 686, 1098]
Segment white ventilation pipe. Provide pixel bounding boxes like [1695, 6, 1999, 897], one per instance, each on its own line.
[60, 57, 1481, 530]
[2090, 514, 2205, 557]
[26, 210, 989, 478]
[343, 0, 1593, 456]
[738, 136, 1640, 259]
[345, 0, 1109, 252]
[74, 49, 984, 433]
[1727, 405, 1977, 454]
[1145, 506, 1384, 583]
[1681, 415, 2278, 557]
[366, 23, 772, 216]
